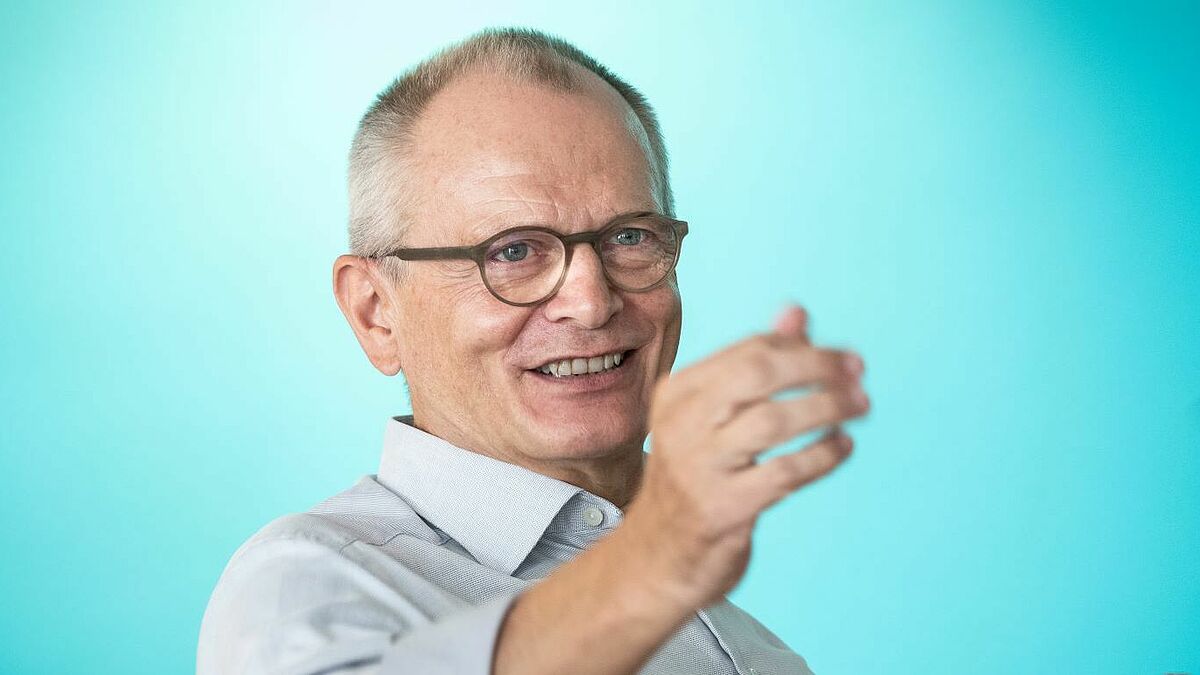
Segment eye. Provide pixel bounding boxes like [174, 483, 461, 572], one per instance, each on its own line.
[494, 242, 530, 262]
[611, 228, 647, 246]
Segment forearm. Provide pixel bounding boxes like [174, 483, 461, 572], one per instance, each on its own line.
[492, 521, 695, 675]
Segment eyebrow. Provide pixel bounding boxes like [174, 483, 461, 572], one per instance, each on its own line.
[466, 210, 663, 244]
[467, 219, 552, 243]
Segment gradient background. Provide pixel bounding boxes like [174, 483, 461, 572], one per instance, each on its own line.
[1, 1, 1197, 673]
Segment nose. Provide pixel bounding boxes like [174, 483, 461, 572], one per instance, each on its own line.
[542, 243, 622, 328]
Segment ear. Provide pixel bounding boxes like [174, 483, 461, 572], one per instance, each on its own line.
[332, 254, 404, 376]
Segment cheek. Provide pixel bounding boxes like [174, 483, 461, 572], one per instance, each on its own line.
[648, 287, 683, 371]
[644, 285, 682, 332]
[444, 291, 529, 375]
[400, 281, 524, 385]
[459, 311, 524, 355]
[620, 285, 681, 374]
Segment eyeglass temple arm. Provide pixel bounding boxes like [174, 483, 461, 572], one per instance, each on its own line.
[381, 244, 482, 262]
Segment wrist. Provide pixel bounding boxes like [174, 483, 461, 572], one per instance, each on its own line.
[605, 511, 705, 616]
[495, 519, 696, 675]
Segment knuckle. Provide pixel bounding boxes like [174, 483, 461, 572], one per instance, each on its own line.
[820, 348, 859, 381]
[825, 348, 851, 378]
[816, 391, 841, 423]
[745, 404, 788, 443]
[774, 454, 809, 492]
[759, 433, 855, 503]
[796, 346, 829, 382]
[820, 433, 852, 466]
[738, 352, 775, 391]
[837, 432, 855, 456]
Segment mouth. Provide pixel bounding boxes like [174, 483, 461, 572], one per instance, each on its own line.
[526, 347, 638, 380]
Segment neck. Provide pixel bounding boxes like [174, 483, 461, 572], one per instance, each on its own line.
[534, 446, 646, 509]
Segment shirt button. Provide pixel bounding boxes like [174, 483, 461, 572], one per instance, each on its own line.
[582, 506, 604, 527]
[748, 668, 760, 675]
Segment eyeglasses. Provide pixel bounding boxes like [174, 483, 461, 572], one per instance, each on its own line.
[371, 211, 689, 306]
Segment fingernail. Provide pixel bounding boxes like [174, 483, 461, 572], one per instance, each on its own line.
[844, 352, 863, 375]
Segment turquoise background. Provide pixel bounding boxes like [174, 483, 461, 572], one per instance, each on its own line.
[1, 1, 1196, 673]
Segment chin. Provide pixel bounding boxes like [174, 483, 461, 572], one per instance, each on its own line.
[524, 414, 643, 458]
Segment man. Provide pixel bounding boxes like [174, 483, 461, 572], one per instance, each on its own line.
[198, 26, 869, 675]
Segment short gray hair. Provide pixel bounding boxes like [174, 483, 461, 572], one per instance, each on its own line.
[346, 26, 674, 285]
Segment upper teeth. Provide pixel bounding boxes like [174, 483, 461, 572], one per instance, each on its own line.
[536, 351, 625, 377]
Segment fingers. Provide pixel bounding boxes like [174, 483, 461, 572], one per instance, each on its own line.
[697, 340, 864, 427]
[713, 377, 869, 464]
[675, 303, 861, 419]
[732, 427, 854, 514]
[768, 304, 851, 453]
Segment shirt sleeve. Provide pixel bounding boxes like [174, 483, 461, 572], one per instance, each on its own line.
[197, 532, 523, 675]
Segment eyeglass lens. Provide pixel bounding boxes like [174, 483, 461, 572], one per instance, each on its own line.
[481, 217, 680, 304]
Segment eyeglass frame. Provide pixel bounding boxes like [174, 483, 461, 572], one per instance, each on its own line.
[369, 210, 689, 307]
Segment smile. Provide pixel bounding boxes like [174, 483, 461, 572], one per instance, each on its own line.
[533, 350, 631, 377]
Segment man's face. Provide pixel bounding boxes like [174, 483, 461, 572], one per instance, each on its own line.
[389, 66, 682, 470]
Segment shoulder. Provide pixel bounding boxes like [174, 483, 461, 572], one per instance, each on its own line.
[230, 474, 443, 560]
[198, 476, 450, 669]
[202, 474, 449, 614]
[197, 476, 443, 674]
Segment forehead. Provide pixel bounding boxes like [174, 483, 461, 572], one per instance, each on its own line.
[405, 65, 660, 240]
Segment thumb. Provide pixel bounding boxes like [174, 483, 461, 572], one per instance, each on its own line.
[772, 303, 809, 340]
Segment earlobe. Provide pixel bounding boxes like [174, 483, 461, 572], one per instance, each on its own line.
[331, 255, 404, 376]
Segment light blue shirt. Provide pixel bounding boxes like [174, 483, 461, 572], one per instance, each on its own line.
[197, 414, 816, 674]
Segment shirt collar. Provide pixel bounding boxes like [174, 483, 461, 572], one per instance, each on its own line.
[376, 414, 587, 575]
